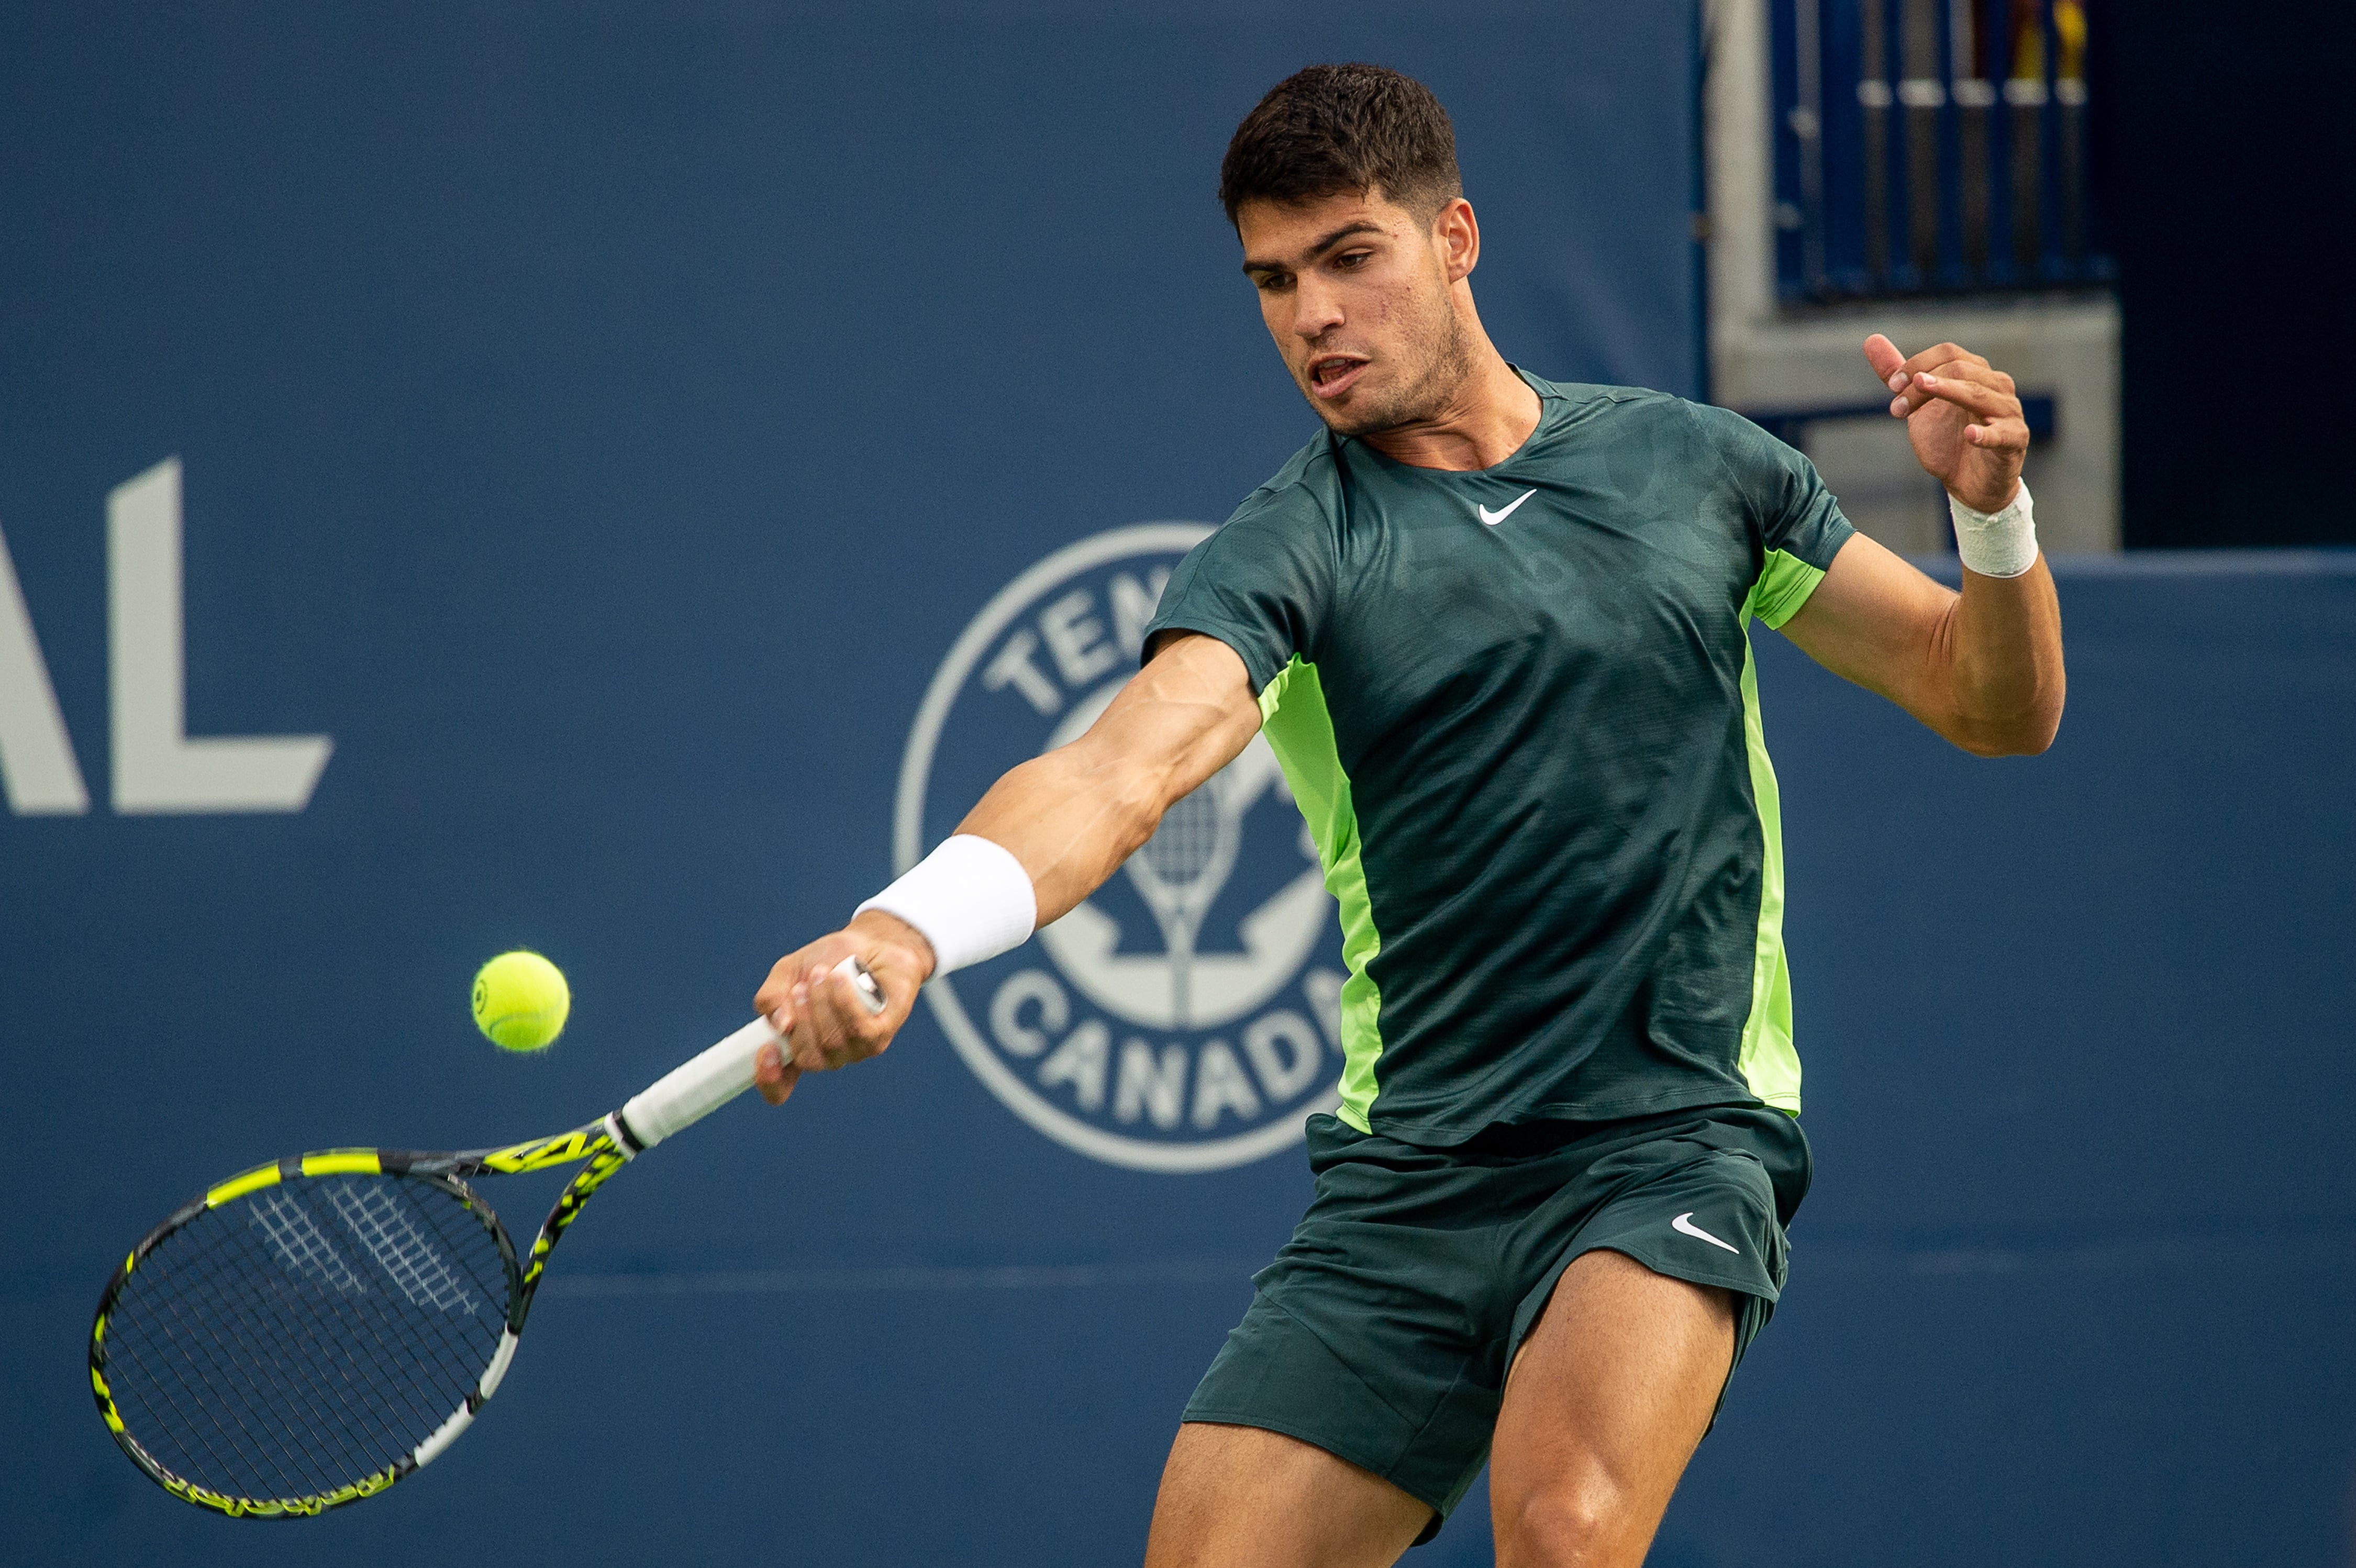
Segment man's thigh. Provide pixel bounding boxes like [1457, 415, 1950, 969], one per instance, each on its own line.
[1159, 1110, 1801, 1562]
[1143, 1421, 1432, 1568]
[1488, 1249, 1736, 1568]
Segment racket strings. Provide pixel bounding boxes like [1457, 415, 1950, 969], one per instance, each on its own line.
[123, 1197, 465, 1497]
[193, 1193, 483, 1428]
[168, 1181, 502, 1488]
[247, 1188, 365, 1294]
[187, 1213, 474, 1455]
[326, 1182, 483, 1314]
[114, 1228, 404, 1500]
[123, 1251, 397, 1499]
[102, 1174, 512, 1503]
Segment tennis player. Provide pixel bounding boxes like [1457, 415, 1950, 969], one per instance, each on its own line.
[752, 63, 2064, 1568]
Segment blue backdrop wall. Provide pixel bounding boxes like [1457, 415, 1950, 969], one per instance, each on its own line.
[5, 6, 2351, 1567]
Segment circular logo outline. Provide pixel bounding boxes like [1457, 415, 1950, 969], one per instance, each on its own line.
[893, 522, 1343, 1173]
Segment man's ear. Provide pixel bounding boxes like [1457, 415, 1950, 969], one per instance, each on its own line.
[1435, 197, 1480, 284]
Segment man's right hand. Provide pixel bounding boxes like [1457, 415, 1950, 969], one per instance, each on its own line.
[751, 909, 935, 1105]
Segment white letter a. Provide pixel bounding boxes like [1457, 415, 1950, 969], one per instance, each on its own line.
[109, 458, 332, 813]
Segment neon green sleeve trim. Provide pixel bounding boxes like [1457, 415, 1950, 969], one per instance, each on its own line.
[1748, 548, 1830, 630]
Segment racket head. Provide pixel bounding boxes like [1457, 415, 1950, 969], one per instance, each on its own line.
[92, 1156, 524, 1517]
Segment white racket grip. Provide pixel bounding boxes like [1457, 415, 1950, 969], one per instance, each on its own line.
[616, 955, 885, 1150]
[617, 1017, 779, 1150]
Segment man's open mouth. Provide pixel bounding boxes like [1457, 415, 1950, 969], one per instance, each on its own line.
[1307, 355, 1370, 399]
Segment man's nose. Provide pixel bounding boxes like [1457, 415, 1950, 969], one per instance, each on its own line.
[1291, 274, 1346, 339]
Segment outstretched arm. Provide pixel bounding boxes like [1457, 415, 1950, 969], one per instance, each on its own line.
[749, 632, 1262, 1102]
[1777, 335, 2065, 757]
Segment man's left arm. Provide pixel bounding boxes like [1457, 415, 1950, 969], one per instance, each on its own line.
[1776, 334, 2065, 758]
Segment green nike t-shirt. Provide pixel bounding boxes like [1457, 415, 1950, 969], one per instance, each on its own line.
[1142, 373, 1854, 1144]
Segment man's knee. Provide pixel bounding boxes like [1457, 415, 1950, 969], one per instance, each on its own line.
[1493, 1480, 1637, 1568]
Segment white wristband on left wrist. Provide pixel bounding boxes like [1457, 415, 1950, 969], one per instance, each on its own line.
[1948, 480, 2039, 579]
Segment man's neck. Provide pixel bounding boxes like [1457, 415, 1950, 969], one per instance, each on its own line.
[1357, 347, 1542, 472]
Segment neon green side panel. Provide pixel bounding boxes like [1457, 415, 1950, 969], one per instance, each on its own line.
[1749, 548, 1829, 630]
[1734, 637, 1803, 1113]
[1257, 658, 1385, 1133]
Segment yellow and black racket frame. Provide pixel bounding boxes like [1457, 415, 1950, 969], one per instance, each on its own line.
[90, 1111, 644, 1518]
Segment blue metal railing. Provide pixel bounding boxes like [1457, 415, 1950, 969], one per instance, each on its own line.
[1772, 0, 2112, 301]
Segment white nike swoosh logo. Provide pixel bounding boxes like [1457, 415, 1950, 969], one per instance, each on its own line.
[1476, 488, 1537, 526]
[1672, 1212, 1740, 1254]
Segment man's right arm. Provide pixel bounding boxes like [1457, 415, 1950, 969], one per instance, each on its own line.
[750, 631, 1262, 1103]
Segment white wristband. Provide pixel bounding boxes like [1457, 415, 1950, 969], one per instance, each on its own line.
[1948, 480, 2040, 579]
[855, 835, 1037, 976]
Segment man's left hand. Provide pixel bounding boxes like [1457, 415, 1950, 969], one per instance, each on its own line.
[1864, 333, 2027, 514]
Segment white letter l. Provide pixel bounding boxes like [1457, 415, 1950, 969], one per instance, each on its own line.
[109, 458, 332, 814]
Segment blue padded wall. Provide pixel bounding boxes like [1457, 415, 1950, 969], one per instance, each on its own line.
[7, 5, 2351, 1565]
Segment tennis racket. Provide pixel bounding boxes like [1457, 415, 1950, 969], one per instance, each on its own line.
[89, 954, 886, 1519]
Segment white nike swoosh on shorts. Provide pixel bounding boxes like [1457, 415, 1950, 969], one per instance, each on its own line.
[1671, 1211, 1740, 1254]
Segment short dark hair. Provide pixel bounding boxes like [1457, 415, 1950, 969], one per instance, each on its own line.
[1219, 63, 1462, 227]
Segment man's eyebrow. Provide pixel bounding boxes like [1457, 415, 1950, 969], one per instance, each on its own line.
[1240, 220, 1387, 275]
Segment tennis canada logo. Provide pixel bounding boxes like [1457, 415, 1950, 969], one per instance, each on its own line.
[896, 524, 1346, 1172]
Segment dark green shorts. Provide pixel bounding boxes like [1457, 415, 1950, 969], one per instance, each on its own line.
[1182, 1104, 1811, 1541]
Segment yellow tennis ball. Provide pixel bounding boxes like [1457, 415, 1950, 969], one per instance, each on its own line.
[472, 950, 570, 1052]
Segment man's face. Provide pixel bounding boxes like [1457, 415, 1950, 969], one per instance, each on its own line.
[1237, 188, 1473, 438]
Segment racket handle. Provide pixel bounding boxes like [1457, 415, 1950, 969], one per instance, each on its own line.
[618, 1018, 777, 1149]
[617, 956, 883, 1150]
